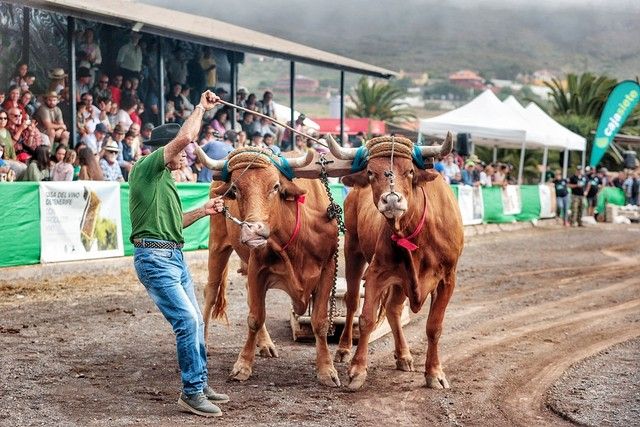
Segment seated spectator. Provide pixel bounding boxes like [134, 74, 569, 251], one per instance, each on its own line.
[0, 143, 17, 182]
[236, 87, 248, 109]
[236, 130, 247, 148]
[122, 130, 140, 165]
[258, 116, 277, 138]
[22, 145, 51, 181]
[47, 68, 67, 94]
[241, 112, 261, 137]
[11, 62, 29, 91]
[293, 134, 308, 153]
[109, 74, 123, 105]
[282, 114, 307, 144]
[257, 91, 275, 118]
[35, 92, 69, 146]
[249, 132, 263, 147]
[76, 67, 92, 102]
[8, 108, 42, 158]
[92, 75, 112, 102]
[171, 156, 196, 183]
[77, 146, 104, 180]
[211, 108, 229, 135]
[76, 103, 91, 140]
[263, 133, 280, 155]
[245, 93, 258, 111]
[82, 122, 108, 154]
[2, 85, 26, 117]
[0, 110, 15, 159]
[51, 144, 67, 168]
[179, 86, 195, 118]
[443, 154, 461, 184]
[115, 97, 134, 131]
[100, 140, 124, 182]
[80, 92, 101, 123]
[198, 131, 233, 182]
[481, 164, 494, 187]
[51, 148, 76, 181]
[95, 96, 112, 131]
[19, 90, 35, 117]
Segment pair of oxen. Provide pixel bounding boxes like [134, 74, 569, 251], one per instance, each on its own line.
[195, 133, 463, 391]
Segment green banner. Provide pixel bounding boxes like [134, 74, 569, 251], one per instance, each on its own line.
[515, 185, 541, 221]
[0, 183, 41, 267]
[590, 80, 640, 167]
[481, 186, 516, 223]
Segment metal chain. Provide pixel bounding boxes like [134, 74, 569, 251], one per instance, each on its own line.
[317, 155, 345, 336]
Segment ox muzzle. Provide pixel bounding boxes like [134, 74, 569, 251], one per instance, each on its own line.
[377, 191, 408, 219]
[240, 221, 271, 248]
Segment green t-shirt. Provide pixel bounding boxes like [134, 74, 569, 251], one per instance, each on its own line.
[128, 147, 184, 244]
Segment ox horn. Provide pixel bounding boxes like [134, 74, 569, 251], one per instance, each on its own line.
[419, 131, 453, 159]
[326, 134, 359, 160]
[195, 144, 227, 170]
[286, 149, 315, 169]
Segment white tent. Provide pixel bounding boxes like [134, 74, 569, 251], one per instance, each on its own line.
[273, 102, 320, 130]
[420, 90, 528, 148]
[525, 102, 587, 178]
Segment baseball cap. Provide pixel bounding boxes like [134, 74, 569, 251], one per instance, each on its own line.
[94, 123, 108, 133]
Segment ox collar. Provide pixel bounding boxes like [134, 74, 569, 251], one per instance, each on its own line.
[280, 194, 306, 251]
[390, 187, 427, 252]
[349, 145, 427, 173]
[221, 151, 295, 182]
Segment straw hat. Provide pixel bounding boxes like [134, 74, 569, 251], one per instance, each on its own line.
[48, 68, 67, 79]
[44, 91, 59, 99]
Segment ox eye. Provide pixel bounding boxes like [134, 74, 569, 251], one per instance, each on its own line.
[367, 170, 374, 180]
[407, 169, 415, 177]
[273, 182, 281, 192]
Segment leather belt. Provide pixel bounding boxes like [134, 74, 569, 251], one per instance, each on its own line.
[133, 239, 184, 249]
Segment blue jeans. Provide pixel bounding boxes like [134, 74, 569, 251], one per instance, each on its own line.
[133, 241, 207, 395]
[556, 194, 570, 221]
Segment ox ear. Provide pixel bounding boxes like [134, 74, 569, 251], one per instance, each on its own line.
[212, 182, 236, 200]
[341, 170, 369, 188]
[413, 168, 440, 185]
[280, 179, 307, 200]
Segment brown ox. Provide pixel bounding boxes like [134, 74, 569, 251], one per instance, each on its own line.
[196, 146, 342, 387]
[327, 133, 463, 390]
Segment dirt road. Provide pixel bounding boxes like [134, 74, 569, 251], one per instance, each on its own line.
[1, 224, 638, 426]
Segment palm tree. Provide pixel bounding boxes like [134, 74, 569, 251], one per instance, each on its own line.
[544, 72, 617, 120]
[347, 77, 416, 124]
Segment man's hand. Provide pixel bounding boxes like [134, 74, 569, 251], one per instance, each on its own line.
[203, 196, 225, 215]
[199, 91, 220, 111]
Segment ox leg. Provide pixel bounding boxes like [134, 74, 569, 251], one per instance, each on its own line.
[335, 239, 366, 363]
[347, 283, 385, 391]
[203, 245, 233, 351]
[256, 324, 278, 358]
[230, 275, 267, 382]
[424, 275, 456, 389]
[387, 285, 413, 372]
[311, 259, 340, 387]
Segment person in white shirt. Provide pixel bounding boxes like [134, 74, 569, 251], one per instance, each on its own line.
[116, 32, 142, 80]
[443, 154, 461, 184]
[81, 123, 109, 154]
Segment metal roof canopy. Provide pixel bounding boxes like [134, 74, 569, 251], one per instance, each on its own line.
[17, 0, 397, 79]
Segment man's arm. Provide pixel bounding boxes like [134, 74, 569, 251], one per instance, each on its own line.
[182, 196, 224, 229]
[164, 90, 219, 164]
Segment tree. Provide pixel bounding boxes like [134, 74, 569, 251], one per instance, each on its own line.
[347, 77, 416, 124]
[544, 72, 617, 119]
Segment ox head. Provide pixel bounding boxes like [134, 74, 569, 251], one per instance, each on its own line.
[196, 146, 313, 248]
[327, 133, 453, 228]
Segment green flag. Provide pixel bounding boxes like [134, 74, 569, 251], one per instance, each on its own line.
[590, 80, 640, 167]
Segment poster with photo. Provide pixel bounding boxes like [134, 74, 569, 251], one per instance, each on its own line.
[539, 184, 557, 218]
[457, 185, 484, 225]
[39, 181, 124, 263]
[501, 185, 522, 215]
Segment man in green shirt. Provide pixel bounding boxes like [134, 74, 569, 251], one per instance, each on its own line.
[129, 90, 228, 417]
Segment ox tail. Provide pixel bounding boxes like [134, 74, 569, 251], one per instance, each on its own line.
[207, 263, 230, 326]
[374, 288, 392, 328]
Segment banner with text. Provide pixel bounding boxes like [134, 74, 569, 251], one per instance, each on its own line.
[457, 185, 484, 225]
[39, 181, 124, 263]
[538, 184, 556, 219]
[501, 185, 522, 215]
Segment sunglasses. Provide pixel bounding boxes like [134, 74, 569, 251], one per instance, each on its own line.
[0, 116, 7, 120]
[10, 114, 22, 117]
[100, 80, 109, 84]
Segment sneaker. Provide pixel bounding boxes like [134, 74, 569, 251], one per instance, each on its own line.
[178, 392, 222, 417]
[203, 385, 230, 403]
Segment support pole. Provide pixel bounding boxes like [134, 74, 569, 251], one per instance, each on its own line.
[581, 149, 586, 171]
[289, 61, 295, 150]
[562, 148, 569, 178]
[517, 140, 526, 185]
[21, 7, 30, 65]
[540, 146, 548, 183]
[229, 52, 238, 129]
[67, 16, 77, 147]
[340, 71, 345, 145]
[157, 37, 164, 125]
[492, 146, 497, 163]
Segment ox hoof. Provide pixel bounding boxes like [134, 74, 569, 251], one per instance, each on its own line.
[230, 363, 253, 382]
[347, 370, 368, 391]
[395, 355, 414, 372]
[317, 367, 341, 388]
[257, 343, 279, 358]
[425, 372, 450, 389]
[334, 348, 352, 363]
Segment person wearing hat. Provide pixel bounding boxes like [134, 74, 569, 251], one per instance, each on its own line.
[81, 122, 108, 154]
[47, 68, 67, 94]
[34, 91, 69, 147]
[99, 140, 124, 182]
[76, 67, 92, 103]
[461, 160, 476, 186]
[236, 87, 248, 108]
[129, 90, 228, 417]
